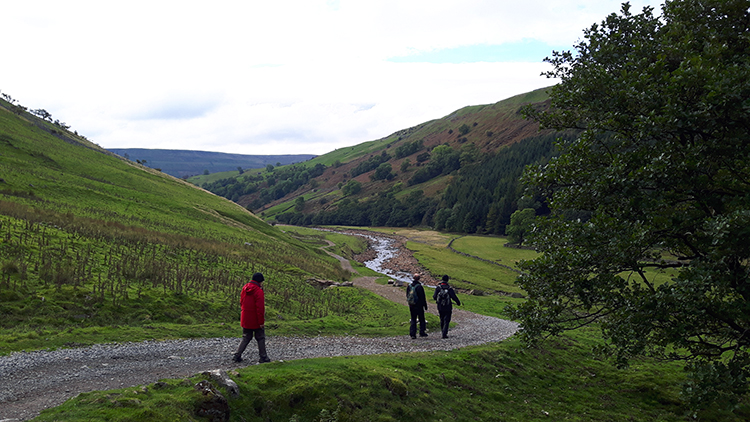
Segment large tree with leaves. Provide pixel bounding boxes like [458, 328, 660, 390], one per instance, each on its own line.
[515, 0, 750, 410]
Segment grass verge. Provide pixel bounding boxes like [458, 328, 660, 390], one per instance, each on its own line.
[36, 329, 744, 422]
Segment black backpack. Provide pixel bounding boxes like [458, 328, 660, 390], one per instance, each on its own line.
[407, 284, 418, 305]
[436, 286, 451, 308]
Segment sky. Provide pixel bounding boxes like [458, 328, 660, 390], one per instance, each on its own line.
[2, 0, 663, 156]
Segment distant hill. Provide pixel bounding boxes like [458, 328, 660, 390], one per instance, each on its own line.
[192, 86, 573, 234]
[107, 148, 317, 178]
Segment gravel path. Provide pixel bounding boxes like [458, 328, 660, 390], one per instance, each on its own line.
[0, 235, 519, 422]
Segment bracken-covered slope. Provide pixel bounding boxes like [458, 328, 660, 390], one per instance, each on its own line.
[193, 86, 564, 234]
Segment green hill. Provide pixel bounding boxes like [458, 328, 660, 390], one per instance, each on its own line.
[107, 148, 316, 178]
[191, 86, 569, 234]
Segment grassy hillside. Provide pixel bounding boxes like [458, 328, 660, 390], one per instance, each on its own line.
[0, 100, 411, 352]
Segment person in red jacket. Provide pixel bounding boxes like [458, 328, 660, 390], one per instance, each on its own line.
[233, 272, 271, 363]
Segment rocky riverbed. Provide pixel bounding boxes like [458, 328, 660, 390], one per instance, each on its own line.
[332, 229, 441, 285]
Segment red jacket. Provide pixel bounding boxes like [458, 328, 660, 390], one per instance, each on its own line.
[240, 281, 265, 329]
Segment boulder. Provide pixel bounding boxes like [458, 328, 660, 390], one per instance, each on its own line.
[203, 369, 239, 397]
[306, 278, 336, 289]
[194, 380, 229, 422]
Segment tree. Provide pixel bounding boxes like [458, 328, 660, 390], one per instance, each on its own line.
[53, 119, 70, 130]
[341, 180, 361, 196]
[400, 159, 411, 173]
[294, 196, 305, 212]
[31, 108, 52, 121]
[505, 208, 535, 245]
[370, 162, 394, 181]
[515, 0, 750, 411]
[11, 104, 27, 115]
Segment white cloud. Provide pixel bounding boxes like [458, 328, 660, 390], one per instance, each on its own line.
[1, 0, 662, 155]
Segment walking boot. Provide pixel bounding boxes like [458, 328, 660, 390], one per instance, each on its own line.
[257, 338, 271, 363]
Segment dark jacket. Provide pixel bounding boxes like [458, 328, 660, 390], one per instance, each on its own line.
[433, 282, 461, 310]
[240, 281, 265, 329]
[407, 280, 428, 310]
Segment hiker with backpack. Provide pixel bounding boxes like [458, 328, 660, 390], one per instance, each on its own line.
[433, 275, 461, 339]
[406, 273, 428, 339]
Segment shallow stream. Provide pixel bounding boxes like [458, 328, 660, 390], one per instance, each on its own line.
[317, 229, 415, 284]
[355, 232, 414, 283]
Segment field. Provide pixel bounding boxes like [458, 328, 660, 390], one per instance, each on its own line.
[278, 225, 370, 264]
[450, 235, 539, 271]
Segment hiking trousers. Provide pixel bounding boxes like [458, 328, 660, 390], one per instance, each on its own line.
[409, 305, 427, 337]
[438, 308, 452, 338]
[235, 327, 268, 361]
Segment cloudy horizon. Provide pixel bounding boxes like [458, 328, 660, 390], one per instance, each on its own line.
[2, 0, 663, 155]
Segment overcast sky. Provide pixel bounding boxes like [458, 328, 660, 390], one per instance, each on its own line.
[3, 0, 662, 156]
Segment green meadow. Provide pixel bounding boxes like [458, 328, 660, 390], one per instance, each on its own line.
[407, 240, 526, 295]
[450, 235, 539, 271]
